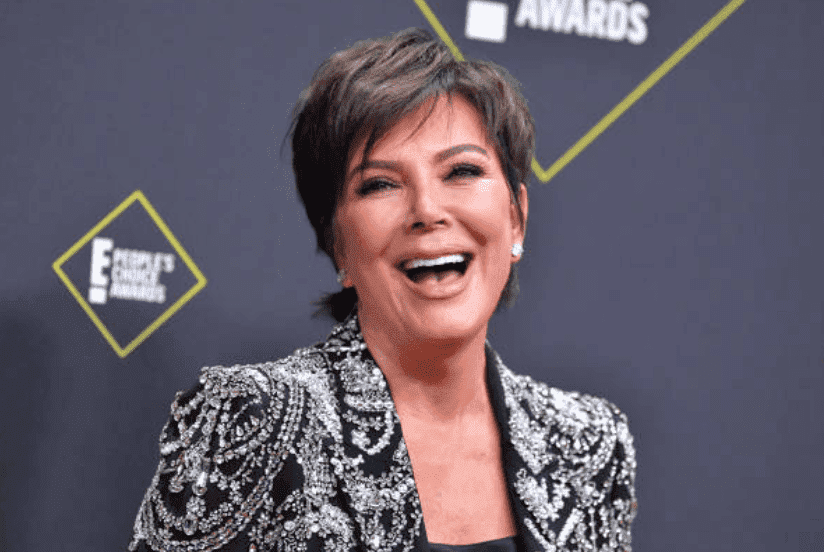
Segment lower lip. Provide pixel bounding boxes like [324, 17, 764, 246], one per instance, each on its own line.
[400, 260, 473, 299]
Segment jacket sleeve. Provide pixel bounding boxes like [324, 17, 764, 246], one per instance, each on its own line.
[594, 403, 638, 552]
[127, 364, 302, 552]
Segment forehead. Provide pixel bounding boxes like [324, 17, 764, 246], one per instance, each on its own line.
[347, 95, 491, 169]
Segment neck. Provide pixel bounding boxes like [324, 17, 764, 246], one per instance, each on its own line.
[358, 309, 490, 422]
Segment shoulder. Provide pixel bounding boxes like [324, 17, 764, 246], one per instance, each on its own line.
[166, 341, 343, 464]
[497, 363, 636, 481]
[203, 343, 337, 396]
[165, 345, 336, 444]
[499, 364, 631, 440]
[496, 364, 638, 541]
[128, 345, 339, 551]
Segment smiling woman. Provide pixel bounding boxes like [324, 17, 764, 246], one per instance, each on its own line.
[128, 28, 637, 552]
[335, 95, 526, 359]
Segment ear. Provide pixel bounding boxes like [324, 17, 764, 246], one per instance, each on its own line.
[331, 223, 353, 288]
[511, 183, 528, 260]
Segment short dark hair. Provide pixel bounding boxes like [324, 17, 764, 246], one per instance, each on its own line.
[287, 27, 535, 321]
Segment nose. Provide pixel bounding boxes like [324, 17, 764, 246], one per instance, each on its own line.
[406, 177, 448, 232]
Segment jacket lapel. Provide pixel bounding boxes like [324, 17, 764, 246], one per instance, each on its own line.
[486, 344, 612, 552]
[485, 343, 548, 552]
[323, 314, 428, 552]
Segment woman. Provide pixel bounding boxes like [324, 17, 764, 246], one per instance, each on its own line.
[128, 28, 636, 552]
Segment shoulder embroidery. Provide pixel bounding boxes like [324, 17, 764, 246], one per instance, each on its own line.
[491, 351, 636, 551]
[130, 362, 301, 551]
[130, 312, 424, 552]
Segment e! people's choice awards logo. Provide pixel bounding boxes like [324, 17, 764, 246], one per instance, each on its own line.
[53, 190, 207, 357]
[465, 0, 650, 45]
[87, 238, 176, 305]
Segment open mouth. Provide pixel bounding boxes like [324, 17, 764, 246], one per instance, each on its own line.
[399, 253, 472, 284]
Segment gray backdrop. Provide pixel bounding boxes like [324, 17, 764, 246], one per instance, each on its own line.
[1, 0, 822, 550]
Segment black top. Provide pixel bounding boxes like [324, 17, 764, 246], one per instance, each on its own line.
[429, 535, 523, 552]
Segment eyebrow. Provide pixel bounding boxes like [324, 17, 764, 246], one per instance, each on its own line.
[347, 144, 489, 180]
[436, 144, 489, 162]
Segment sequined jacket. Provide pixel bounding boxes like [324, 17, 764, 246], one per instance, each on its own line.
[128, 313, 637, 552]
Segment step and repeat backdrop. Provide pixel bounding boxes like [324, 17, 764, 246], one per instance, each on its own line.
[1, 0, 822, 550]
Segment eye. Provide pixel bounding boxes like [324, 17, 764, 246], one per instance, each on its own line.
[446, 163, 483, 180]
[357, 178, 398, 196]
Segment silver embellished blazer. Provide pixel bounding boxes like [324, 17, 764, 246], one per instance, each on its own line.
[129, 313, 637, 552]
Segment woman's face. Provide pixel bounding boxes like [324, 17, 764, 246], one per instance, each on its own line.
[335, 94, 527, 348]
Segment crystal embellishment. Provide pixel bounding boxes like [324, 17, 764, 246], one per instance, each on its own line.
[128, 311, 636, 551]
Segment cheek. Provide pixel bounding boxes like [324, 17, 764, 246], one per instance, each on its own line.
[460, 184, 516, 247]
[336, 203, 402, 264]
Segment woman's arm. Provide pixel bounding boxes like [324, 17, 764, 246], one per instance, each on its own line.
[128, 364, 299, 552]
[593, 404, 638, 552]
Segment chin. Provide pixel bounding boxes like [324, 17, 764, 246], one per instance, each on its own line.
[399, 294, 495, 348]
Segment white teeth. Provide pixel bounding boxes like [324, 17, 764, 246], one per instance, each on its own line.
[404, 254, 466, 270]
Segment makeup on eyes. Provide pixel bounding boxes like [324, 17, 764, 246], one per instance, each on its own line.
[356, 160, 486, 196]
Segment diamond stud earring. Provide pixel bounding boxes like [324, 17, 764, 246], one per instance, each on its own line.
[511, 243, 524, 257]
[336, 269, 347, 286]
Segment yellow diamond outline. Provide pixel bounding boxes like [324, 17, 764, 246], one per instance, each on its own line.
[52, 190, 208, 358]
[414, 0, 749, 183]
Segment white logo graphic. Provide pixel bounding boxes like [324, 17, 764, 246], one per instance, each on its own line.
[466, 0, 510, 43]
[88, 237, 176, 305]
[465, 0, 650, 45]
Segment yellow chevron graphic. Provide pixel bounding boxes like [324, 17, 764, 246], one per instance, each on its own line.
[414, 0, 748, 183]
